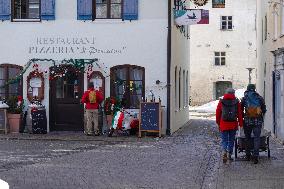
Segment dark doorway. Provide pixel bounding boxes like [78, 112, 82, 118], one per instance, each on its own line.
[215, 81, 232, 99]
[49, 65, 84, 131]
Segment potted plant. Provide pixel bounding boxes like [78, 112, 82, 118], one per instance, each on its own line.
[6, 96, 24, 133]
[104, 97, 121, 127]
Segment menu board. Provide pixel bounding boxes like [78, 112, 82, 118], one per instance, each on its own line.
[139, 102, 162, 137]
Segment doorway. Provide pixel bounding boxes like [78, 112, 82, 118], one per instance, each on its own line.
[49, 65, 84, 131]
[215, 81, 232, 99]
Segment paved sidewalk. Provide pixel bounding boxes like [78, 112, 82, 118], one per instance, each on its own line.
[0, 131, 159, 142]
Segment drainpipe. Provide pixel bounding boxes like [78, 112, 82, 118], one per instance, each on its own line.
[166, 0, 172, 135]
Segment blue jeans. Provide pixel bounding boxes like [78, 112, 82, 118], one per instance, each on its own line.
[244, 124, 262, 157]
[221, 130, 236, 154]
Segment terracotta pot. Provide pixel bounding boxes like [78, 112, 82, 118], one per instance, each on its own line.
[106, 115, 113, 128]
[7, 113, 21, 134]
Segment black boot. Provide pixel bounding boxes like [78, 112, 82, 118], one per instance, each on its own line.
[245, 153, 251, 161]
[253, 156, 259, 164]
[108, 128, 114, 137]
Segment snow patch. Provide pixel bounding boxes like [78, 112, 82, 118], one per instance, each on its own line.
[0, 179, 9, 189]
[190, 89, 245, 113]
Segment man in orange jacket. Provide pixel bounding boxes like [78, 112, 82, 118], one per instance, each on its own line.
[81, 82, 103, 136]
[216, 88, 243, 163]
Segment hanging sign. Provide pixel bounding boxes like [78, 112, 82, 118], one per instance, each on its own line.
[212, 0, 225, 8]
[193, 0, 208, 6]
[174, 9, 209, 26]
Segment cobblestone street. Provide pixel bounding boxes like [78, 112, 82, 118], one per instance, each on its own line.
[0, 117, 284, 189]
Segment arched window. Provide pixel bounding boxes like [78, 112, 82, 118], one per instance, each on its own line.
[183, 70, 186, 107]
[186, 71, 189, 106]
[0, 64, 23, 99]
[110, 65, 145, 109]
[175, 66, 178, 109]
[179, 68, 181, 109]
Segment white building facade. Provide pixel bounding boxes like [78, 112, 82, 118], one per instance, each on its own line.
[256, 0, 284, 143]
[189, 0, 257, 105]
[0, 0, 190, 134]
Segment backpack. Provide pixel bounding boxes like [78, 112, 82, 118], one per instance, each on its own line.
[88, 91, 97, 104]
[221, 99, 238, 122]
[245, 91, 262, 118]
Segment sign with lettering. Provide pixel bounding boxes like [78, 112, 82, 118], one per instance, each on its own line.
[174, 9, 209, 26]
[139, 102, 162, 137]
[28, 37, 127, 55]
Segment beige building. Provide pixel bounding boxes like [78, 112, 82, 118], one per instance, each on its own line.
[189, 0, 257, 105]
[257, 0, 284, 142]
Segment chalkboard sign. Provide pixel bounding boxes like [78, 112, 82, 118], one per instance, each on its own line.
[0, 109, 7, 134]
[139, 102, 162, 137]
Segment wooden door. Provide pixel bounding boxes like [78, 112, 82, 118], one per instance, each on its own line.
[50, 66, 84, 131]
[215, 81, 232, 99]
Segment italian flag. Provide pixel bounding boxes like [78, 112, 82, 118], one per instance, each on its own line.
[112, 111, 124, 130]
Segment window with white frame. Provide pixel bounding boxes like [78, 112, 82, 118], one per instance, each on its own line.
[12, 0, 40, 20]
[221, 16, 233, 30]
[214, 52, 226, 66]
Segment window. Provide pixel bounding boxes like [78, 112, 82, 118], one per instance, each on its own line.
[183, 70, 186, 107]
[265, 15, 267, 40]
[175, 67, 178, 109]
[186, 71, 189, 106]
[0, 64, 23, 99]
[274, 6, 279, 39]
[179, 68, 181, 109]
[214, 52, 226, 66]
[12, 0, 40, 20]
[221, 16, 232, 30]
[94, 0, 122, 19]
[281, 1, 284, 35]
[110, 65, 144, 109]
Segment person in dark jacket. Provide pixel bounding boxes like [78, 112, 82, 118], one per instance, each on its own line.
[241, 84, 266, 164]
[81, 82, 104, 136]
[216, 88, 243, 163]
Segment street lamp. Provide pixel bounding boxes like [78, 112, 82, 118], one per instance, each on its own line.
[246, 68, 255, 84]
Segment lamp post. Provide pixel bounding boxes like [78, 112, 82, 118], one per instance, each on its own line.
[246, 68, 255, 84]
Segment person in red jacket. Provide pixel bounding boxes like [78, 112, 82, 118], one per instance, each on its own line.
[216, 88, 243, 163]
[81, 82, 104, 136]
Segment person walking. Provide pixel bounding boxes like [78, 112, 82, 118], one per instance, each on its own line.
[81, 82, 103, 136]
[241, 84, 266, 164]
[216, 88, 243, 163]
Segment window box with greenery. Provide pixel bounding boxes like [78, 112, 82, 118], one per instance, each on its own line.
[6, 95, 24, 133]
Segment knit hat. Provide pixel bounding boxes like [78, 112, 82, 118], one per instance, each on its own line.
[225, 88, 235, 94]
[247, 84, 256, 91]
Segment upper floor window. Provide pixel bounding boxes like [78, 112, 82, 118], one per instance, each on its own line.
[0, 64, 23, 99]
[281, 0, 284, 35]
[110, 65, 145, 109]
[221, 16, 232, 30]
[12, 0, 40, 20]
[77, 0, 138, 21]
[215, 52, 226, 66]
[95, 0, 122, 19]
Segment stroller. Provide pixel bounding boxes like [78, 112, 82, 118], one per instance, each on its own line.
[234, 126, 271, 159]
[108, 108, 139, 137]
